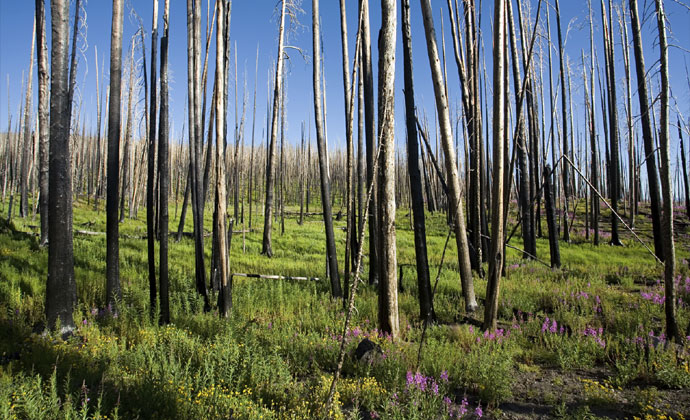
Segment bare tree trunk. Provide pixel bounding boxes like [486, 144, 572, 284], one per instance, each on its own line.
[36, 0, 49, 246]
[119, 45, 135, 223]
[601, 0, 623, 246]
[484, 0, 506, 331]
[20, 20, 36, 218]
[249, 47, 259, 231]
[555, 0, 570, 242]
[629, 0, 664, 260]
[261, 0, 287, 257]
[544, 165, 561, 268]
[147, 0, 159, 320]
[105, 0, 124, 310]
[215, 0, 231, 318]
[359, 0, 379, 286]
[588, 0, 600, 245]
[654, 0, 680, 342]
[187, 0, 210, 310]
[46, 0, 77, 332]
[402, 0, 433, 323]
[158, 0, 170, 325]
[313, 0, 341, 298]
[420, 0, 477, 312]
[678, 118, 690, 219]
[620, 4, 635, 228]
[377, 0, 398, 337]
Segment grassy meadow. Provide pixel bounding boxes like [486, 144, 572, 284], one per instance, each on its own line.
[0, 195, 689, 419]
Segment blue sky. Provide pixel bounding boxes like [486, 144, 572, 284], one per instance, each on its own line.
[1, 0, 689, 173]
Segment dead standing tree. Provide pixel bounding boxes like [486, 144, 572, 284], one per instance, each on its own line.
[187, 0, 210, 311]
[420, 0, 478, 312]
[484, 0, 506, 332]
[35, 0, 49, 246]
[629, 0, 664, 260]
[261, 0, 288, 258]
[105, 0, 124, 310]
[313, 0, 341, 298]
[46, 0, 78, 332]
[653, 0, 681, 342]
[377, 0, 399, 337]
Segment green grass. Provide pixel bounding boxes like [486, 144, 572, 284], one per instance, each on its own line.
[0, 195, 689, 419]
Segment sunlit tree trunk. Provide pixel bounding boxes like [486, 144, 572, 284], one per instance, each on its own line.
[654, 0, 680, 342]
[19, 20, 35, 219]
[35, 0, 49, 246]
[377, 0, 398, 337]
[484, 0, 506, 331]
[420, 0, 477, 312]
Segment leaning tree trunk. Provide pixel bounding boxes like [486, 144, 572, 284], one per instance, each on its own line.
[105, 0, 124, 310]
[313, 0, 341, 298]
[261, 0, 287, 257]
[420, 0, 478, 312]
[19, 20, 35, 219]
[629, 0, 663, 260]
[158, 0, 170, 325]
[377, 0, 398, 338]
[654, 0, 680, 342]
[36, 0, 49, 246]
[484, 0, 506, 332]
[147, 0, 159, 320]
[46, 0, 77, 332]
[402, 0, 433, 324]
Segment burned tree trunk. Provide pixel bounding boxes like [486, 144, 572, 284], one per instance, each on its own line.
[105, 0, 124, 310]
[261, 0, 287, 257]
[544, 165, 561, 268]
[654, 0, 680, 342]
[402, 0, 433, 323]
[377, 0, 398, 337]
[19, 20, 35, 219]
[46, 0, 77, 332]
[36, 0, 49, 246]
[313, 0, 341, 298]
[158, 0, 170, 325]
[484, 0, 506, 332]
[147, 0, 159, 320]
[420, 0, 478, 312]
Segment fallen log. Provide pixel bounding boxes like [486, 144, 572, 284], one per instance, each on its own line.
[231, 273, 322, 282]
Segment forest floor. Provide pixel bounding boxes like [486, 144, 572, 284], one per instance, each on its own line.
[0, 196, 689, 419]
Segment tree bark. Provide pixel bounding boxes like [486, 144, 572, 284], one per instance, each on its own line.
[105, 0, 124, 310]
[484, 0, 506, 331]
[36, 0, 49, 246]
[377, 0, 398, 337]
[654, 0, 680, 342]
[46, 0, 77, 332]
[420, 0, 477, 312]
[158, 0, 170, 325]
[402, 0, 433, 324]
[261, 0, 287, 257]
[147, 0, 159, 320]
[629, 0, 664, 260]
[19, 19, 35, 219]
[313, 0, 342, 298]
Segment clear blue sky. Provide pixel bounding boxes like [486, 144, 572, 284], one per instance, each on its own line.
[1, 0, 689, 171]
